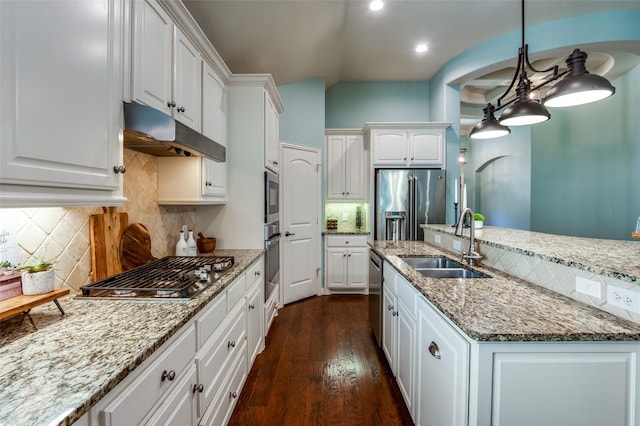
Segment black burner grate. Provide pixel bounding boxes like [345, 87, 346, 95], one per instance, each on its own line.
[80, 256, 234, 299]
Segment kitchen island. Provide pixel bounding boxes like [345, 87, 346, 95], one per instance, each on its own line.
[370, 231, 640, 426]
[0, 249, 263, 426]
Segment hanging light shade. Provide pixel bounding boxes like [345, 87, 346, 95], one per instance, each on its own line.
[468, 0, 614, 139]
[543, 49, 616, 107]
[470, 103, 511, 139]
[498, 76, 551, 126]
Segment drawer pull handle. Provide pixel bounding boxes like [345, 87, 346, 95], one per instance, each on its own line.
[228, 340, 236, 348]
[161, 370, 176, 381]
[229, 391, 238, 399]
[429, 341, 441, 359]
[193, 384, 204, 393]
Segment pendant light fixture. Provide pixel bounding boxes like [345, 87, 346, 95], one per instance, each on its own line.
[469, 0, 615, 140]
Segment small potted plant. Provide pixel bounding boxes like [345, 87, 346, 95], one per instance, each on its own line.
[0, 260, 15, 276]
[473, 213, 485, 229]
[18, 257, 56, 295]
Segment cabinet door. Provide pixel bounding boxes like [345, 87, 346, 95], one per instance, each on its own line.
[173, 27, 202, 131]
[325, 136, 347, 199]
[326, 248, 348, 289]
[144, 365, 198, 426]
[346, 248, 368, 289]
[202, 61, 227, 146]
[417, 299, 469, 426]
[0, 0, 121, 191]
[264, 93, 279, 173]
[372, 131, 407, 165]
[202, 158, 226, 198]
[382, 286, 397, 374]
[246, 280, 264, 366]
[409, 129, 444, 166]
[344, 135, 366, 200]
[132, 0, 172, 114]
[396, 299, 416, 417]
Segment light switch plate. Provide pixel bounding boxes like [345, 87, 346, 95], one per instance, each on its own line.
[342, 213, 348, 221]
[453, 239, 461, 251]
[434, 234, 442, 244]
[575, 276, 601, 298]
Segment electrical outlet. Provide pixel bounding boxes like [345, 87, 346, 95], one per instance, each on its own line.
[434, 233, 442, 244]
[575, 276, 601, 298]
[607, 285, 640, 313]
[453, 239, 461, 251]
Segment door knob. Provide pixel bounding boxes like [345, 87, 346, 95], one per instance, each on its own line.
[285, 231, 296, 236]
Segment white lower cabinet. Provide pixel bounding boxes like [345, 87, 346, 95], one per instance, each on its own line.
[382, 261, 640, 426]
[416, 296, 469, 426]
[325, 235, 368, 293]
[92, 256, 265, 426]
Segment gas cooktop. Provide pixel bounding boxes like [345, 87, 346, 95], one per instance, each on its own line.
[79, 256, 234, 300]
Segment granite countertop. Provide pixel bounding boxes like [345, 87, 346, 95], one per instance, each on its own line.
[0, 249, 263, 426]
[423, 224, 640, 282]
[370, 240, 640, 342]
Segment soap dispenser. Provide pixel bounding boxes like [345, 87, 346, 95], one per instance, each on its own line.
[187, 230, 197, 256]
[176, 230, 188, 256]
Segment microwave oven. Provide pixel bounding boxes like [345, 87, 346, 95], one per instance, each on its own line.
[265, 170, 279, 223]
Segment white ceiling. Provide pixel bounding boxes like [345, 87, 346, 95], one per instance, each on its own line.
[183, 0, 640, 124]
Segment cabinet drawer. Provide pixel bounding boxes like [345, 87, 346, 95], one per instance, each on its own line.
[196, 302, 247, 417]
[199, 342, 248, 426]
[196, 292, 227, 350]
[101, 325, 196, 426]
[246, 258, 264, 290]
[227, 274, 247, 311]
[326, 235, 368, 247]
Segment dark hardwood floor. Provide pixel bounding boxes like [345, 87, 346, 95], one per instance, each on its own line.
[228, 295, 413, 426]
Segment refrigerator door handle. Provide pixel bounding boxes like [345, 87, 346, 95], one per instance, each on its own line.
[408, 175, 415, 240]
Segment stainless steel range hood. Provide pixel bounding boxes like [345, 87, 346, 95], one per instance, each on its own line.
[123, 102, 225, 162]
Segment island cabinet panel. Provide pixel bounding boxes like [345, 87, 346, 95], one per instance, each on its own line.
[0, 0, 124, 206]
[144, 365, 198, 426]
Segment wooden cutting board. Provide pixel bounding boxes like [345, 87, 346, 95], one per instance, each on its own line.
[120, 223, 157, 271]
[90, 207, 128, 281]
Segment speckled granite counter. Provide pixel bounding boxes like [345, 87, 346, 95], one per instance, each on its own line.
[0, 249, 262, 426]
[423, 224, 640, 282]
[370, 240, 640, 342]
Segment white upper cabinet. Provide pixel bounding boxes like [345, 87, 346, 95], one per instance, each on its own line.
[325, 132, 367, 201]
[0, 0, 125, 207]
[202, 62, 227, 147]
[366, 123, 450, 168]
[264, 92, 280, 173]
[132, 0, 202, 131]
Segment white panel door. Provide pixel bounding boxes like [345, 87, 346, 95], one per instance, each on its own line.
[173, 27, 201, 131]
[132, 0, 172, 114]
[281, 144, 320, 305]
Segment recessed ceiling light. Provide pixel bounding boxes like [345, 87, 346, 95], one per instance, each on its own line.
[369, 0, 384, 12]
[415, 44, 428, 53]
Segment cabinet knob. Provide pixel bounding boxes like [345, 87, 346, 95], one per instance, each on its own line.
[249, 303, 255, 309]
[273, 161, 278, 165]
[229, 391, 237, 399]
[161, 370, 176, 381]
[255, 271, 261, 276]
[227, 340, 236, 348]
[343, 253, 347, 257]
[392, 310, 398, 317]
[192, 384, 204, 393]
[428, 341, 441, 359]
[205, 181, 212, 186]
[167, 101, 176, 108]
[411, 157, 414, 160]
[113, 165, 126, 174]
[387, 305, 394, 311]
[403, 157, 407, 160]
[177, 106, 186, 113]
[348, 254, 351, 257]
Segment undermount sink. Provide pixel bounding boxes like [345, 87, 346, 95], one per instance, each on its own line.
[400, 256, 491, 279]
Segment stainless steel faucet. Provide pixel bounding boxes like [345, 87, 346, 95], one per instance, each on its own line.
[454, 208, 483, 266]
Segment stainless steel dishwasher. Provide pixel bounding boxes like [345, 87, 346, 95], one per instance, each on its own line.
[369, 250, 383, 346]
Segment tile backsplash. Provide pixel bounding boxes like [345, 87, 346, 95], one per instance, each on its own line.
[325, 202, 369, 233]
[0, 150, 195, 292]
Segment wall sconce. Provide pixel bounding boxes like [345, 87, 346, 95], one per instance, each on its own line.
[458, 148, 468, 167]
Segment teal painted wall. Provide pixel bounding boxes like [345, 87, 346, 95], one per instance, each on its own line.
[278, 77, 326, 150]
[325, 80, 430, 128]
[531, 64, 640, 239]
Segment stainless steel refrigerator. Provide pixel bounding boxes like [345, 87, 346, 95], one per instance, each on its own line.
[375, 169, 446, 241]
